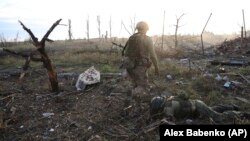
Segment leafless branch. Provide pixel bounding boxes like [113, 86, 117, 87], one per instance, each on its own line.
[18, 20, 39, 44]
[121, 21, 131, 35]
[41, 19, 62, 43]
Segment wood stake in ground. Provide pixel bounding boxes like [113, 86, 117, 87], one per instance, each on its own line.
[19, 19, 61, 92]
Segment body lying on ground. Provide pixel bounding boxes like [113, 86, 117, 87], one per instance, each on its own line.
[150, 95, 250, 123]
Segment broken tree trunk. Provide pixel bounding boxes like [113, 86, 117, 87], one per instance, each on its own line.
[19, 19, 61, 92]
[201, 13, 212, 56]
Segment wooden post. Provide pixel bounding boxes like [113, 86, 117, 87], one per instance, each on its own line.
[201, 13, 212, 56]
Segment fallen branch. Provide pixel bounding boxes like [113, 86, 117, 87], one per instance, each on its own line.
[238, 73, 250, 84]
[220, 73, 250, 85]
[0, 93, 17, 100]
[139, 118, 175, 135]
[103, 131, 129, 138]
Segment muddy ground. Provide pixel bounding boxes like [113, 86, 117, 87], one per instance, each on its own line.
[1, 40, 250, 140]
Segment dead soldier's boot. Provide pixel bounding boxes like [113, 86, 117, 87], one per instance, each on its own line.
[211, 104, 240, 113]
[194, 100, 224, 123]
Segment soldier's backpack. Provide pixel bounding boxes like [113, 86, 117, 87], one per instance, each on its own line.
[125, 33, 145, 58]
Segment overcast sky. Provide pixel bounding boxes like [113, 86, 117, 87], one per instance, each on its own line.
[0, 0, 249, 40]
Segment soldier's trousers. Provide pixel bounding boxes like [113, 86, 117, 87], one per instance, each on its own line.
[126, 65, 149, 88]
[194, 100, 240, 123]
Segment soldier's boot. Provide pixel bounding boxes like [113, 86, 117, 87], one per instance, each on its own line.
[212, 104, 240, 113]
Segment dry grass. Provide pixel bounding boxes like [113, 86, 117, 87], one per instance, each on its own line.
[1, 38, 250, 141]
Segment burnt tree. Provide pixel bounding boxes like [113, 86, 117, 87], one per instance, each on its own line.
[86, 16, 90, 42]
[68, 19, 73, 40]
[18, 19, 61, 92]
[97, 15, 101, 41]
[109, 16, 112, 40]
[174, 13, 185, 48]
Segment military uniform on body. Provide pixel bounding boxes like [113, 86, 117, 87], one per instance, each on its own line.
[150, 91, 249, 123]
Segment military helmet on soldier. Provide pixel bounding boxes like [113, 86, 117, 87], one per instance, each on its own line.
[136, 21, 149, 32]
[150, 96, 166, 115]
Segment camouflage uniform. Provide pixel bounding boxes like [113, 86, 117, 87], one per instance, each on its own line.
[151, 96, 246, 123]
[123, 22, 159, 88]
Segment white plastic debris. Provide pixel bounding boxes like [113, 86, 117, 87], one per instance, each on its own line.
[42, 113, 54, 118]
[75, 66, 100, 91]
[179, 58, 189, 64]
[49, 128, 55, 132]
[203, 72, 213, 77]
[20, 125, 24, 128]
[88, 126, 92, 130]
[222, 76, 229, 81]
[224, 81, 231, 88]
[215, 74, 222, 81]
[166, 74, 173, 80]
[121, 69, 128, 77]
[185, 119, 193, 124]
[231, 81, 242, 86]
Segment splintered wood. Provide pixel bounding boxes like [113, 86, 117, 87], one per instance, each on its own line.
[16, 19, 62, 92]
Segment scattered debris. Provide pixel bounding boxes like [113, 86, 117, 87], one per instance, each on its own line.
[216, 36, 250, 55]
[215, 74, 222, 81]
[42, 113, 55, 118]
[75, 66, 100, 91]
[224, 81, 231, 88]
[166, 74, 173, 80]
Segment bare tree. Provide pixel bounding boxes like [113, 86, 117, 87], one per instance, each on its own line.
[0, 34, 7, 47]
[86, 16, 90, 42]
[161, 11, 165, 51]
[201, 13, 212, 56]
[97, 15, 101, 41]
[130, 15, 136, 34]
[68, 19, 73, 40]
[14, 31, 19, 43]
[109, 16, 112, 40]
[18, 19, 62, 92]
[174, 13, 185, 48]
[121, 20, 131, 35]
[242, 9, 247, 38]
[105, 31, 108, 41]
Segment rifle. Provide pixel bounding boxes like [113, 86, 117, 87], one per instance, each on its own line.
[112, 42, 127, 56]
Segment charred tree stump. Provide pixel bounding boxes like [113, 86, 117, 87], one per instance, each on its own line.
[19, 19, 61, 92]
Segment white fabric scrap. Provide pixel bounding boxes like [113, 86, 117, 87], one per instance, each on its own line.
[75, 66, 100, 91]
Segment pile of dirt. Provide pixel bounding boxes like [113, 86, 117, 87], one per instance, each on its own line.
[216, 36, 250, 55]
